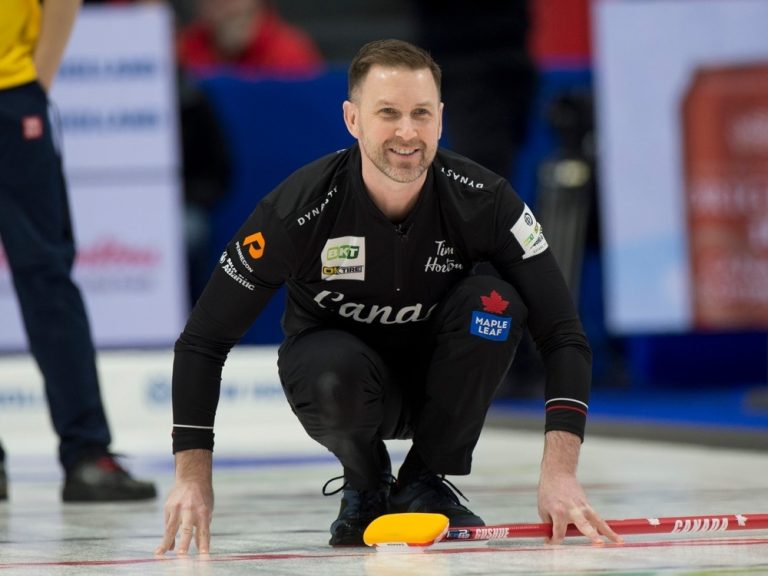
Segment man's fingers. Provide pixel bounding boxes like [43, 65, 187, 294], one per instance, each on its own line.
[177, 524, 195, 555]
[548, 507, 608, 545]
[196, 527, 211, 554]
[576, 507, 625, 545]
[572, 507, 603, 544]
[572, 513, 603, 545]
[154, 511, 180, 555]
[155, 515, 212, 555]
[548, 514, 567, 544]
[154, 535, 175, 555]
[591, 513, 624, 544]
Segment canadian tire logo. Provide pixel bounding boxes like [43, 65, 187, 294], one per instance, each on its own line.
[243, 232, 265, 259]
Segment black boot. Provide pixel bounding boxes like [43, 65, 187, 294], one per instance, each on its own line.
[390, 472, 484, 527]
[325, 442, 393, 546]
[327, 481, 391, 546]
[62, 454, 156, 502]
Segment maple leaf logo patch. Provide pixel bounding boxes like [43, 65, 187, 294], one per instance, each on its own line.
[480, 290, 509, 315]
[471, 290, 512, 341]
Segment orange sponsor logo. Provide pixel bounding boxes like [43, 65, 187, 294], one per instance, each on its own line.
[243, 232, 265, 259]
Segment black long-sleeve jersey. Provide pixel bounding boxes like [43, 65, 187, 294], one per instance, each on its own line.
[172, 144, 592, 452]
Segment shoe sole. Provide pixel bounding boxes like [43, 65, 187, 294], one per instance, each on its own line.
[62, 486, 157, 502]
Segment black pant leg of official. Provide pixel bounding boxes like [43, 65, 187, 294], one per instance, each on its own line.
[0, 83, 111, 471]
[413, 275, 527, 475]
[277, 329, 409, 491]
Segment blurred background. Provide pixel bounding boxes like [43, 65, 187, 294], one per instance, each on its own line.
[1, 0, 766, 452]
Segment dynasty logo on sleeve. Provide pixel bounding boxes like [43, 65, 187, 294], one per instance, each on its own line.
[510, 205, 548, 259]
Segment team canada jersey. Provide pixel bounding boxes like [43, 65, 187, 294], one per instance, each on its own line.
[172, 144, 592, 450]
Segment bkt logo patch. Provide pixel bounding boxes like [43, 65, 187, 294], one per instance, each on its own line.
[321, 236, 365, 281]
[470, 290, 512, 341]
[328, 245, 359, 259]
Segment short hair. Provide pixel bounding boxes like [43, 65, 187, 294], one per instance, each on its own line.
[348, 39, 442, 101]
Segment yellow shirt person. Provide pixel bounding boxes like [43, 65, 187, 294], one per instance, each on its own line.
[0, 0, 40, 89]
[0, 0, 158, 504]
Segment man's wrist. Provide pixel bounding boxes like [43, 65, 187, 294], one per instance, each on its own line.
[174, 448, 213, 481]
[541, 430, 581, 476]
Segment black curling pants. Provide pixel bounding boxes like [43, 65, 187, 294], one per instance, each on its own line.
[277, 275, 527, 490]
[0, 82, 111, 470]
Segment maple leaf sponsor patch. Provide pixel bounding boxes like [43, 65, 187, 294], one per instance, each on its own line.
[471, 290, 513, 341]
[480, 290, 509, 314]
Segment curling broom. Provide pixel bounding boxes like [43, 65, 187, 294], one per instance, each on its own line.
[363, 512, 768, 548]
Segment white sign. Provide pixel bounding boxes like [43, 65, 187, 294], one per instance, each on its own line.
[0, 4, 186, 351]
[52, 4, 180, 176]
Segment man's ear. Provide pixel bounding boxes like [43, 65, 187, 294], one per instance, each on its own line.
[437, 101, 444, 140]
[343, 100, 360, 139]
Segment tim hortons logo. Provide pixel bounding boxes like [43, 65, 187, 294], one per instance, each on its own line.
[424, 240, 463, 273]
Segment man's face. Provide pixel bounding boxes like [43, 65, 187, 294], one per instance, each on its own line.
[344, 65, 443, 185]
[200, 0, 262, 57]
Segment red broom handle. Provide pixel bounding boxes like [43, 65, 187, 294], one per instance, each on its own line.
[445, 513, 768, 542]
